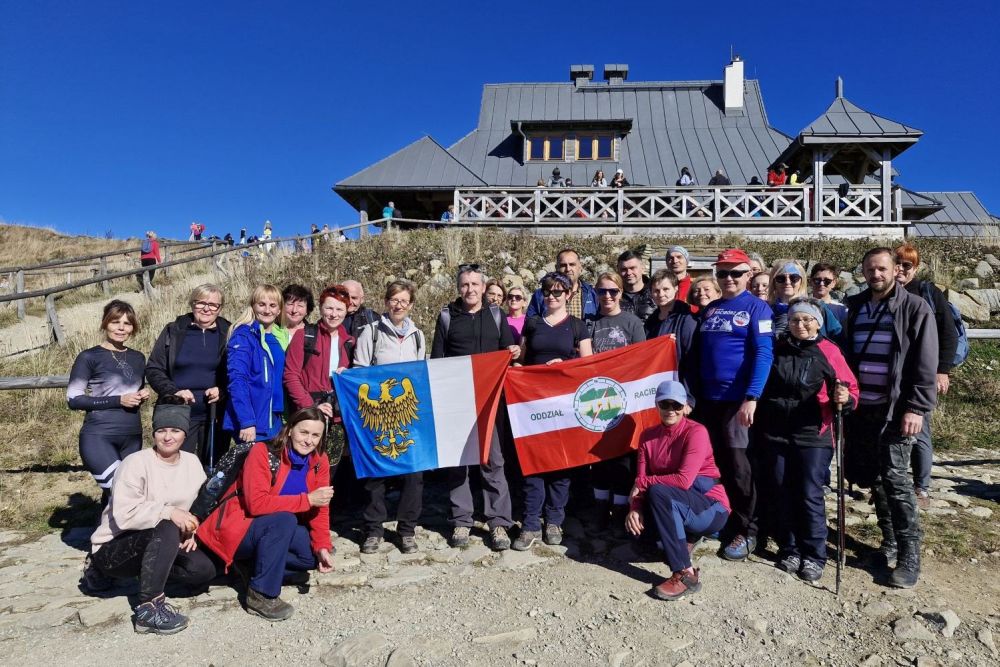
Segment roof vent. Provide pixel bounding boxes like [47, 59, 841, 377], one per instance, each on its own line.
[723, 56, 744, 116]
[603, 64, 629, 85]
[570, 64, 594, 88]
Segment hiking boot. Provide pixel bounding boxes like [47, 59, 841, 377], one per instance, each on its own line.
[81, 553, 113, 594]
[448, 526, 471, 548]
[133, 594, 189, 635]
[879, 540, 898, 570]
[360, 534, 382, 554]
[610, 505, 629, 540]
[798, 559, 824, 582]
[490, 526, 511, 551]
[889, 542, 920, 589]
[245, 587, 294, 621]
[777, 554, 802, 574]
[915, 488, 931, 510]
[543, 523, 563, 546]
[399, 535, 418, 554]
[722, 535, 756, 561]
[512, 529, 541, 551]
[652, 568, 701, 601]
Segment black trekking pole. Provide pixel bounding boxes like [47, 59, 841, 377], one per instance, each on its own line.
[207, 402, 217, 476]
[834, 382, 847, 597]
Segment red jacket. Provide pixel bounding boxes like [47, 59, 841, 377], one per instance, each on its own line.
[140, 239, 161, 262]
[197, 442, 332, 568]
[283, 322, 353, 414]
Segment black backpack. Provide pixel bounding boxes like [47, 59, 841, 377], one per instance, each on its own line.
[301, 322, 356, 368]
[190, 442, 280, 521]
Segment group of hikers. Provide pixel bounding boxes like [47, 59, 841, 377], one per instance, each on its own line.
[66, 239, 952, 634]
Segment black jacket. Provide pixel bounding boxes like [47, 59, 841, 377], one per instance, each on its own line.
[346, 307, 378, 344]
[903, 279, 959, 374]
[145, 313, 231, 398]
[431, 299, 514, 358]
[621, 278, 656, 321]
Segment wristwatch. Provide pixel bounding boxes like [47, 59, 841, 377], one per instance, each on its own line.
[744, 394, 759, 402]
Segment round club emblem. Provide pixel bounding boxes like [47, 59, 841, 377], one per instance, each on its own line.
[732, 311, 750, 327]
[573, 377, 628, 433]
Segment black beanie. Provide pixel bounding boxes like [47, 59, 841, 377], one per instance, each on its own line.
[152, 402, 191, 434]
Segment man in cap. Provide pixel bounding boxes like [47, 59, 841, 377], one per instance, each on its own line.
[665, 245, 693, 305]
[691, 248, 774, 562]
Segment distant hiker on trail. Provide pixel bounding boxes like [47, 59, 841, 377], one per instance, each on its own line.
[67, 300, 149, 506]
[137, 231, 161, 289]
[262, 221, 274, 255]
[145, 284, 230, 464]
[83, 398, 216, 635]
[189, 221, 205, 241]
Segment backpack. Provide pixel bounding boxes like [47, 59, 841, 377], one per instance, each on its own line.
[140, 238, 152, 254]
[360, 320, 423, 366]
[190, 441, 280, 520]
[302, 322, 355, 369]
[439, 304, 503, 340]
[919, 282, 969, 368]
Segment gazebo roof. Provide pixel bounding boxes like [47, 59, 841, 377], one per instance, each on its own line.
[799, 94, 923, 143]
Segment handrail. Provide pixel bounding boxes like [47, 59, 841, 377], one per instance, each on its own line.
[0, 237, 211, 274]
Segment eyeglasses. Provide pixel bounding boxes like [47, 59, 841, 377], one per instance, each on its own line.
[898, 262, 915, 271]
[656, 400, 684, 412]
[194, 301, 222, 312]
[596, 288, 621, 298]
[387, 298, 411, 307]
[542, 289, 566, 298]
[811, 277, 834, 286]
[715, 270, 749, 280]
[774, 274, 802, 285]
[507, 294, 524, 302]
[789, 316, 817, 326]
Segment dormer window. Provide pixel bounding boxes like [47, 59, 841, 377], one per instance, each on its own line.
[516, 119, 630, 163]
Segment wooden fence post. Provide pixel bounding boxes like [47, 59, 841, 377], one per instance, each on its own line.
[99, 256, 110, 294]
[45, 294, 66, 346]
[15, 270, 25, 320]
[360, 211, 369, 238]
[142, 268, 156, 299]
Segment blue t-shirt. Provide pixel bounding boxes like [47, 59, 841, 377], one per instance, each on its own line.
[280, 448, 310, 496]
[265, 332, 286, 415]
[697, 290, 774, 401]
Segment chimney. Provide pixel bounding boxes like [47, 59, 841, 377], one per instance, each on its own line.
[570, 64, 594, 88]
[603, 64, 629, 85]
[724, 56, 744, 115]
[835, 76, 844, 98]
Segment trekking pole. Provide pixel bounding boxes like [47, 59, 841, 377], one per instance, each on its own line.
[834, 381, 847, 597]
[207, 402, 217, 476]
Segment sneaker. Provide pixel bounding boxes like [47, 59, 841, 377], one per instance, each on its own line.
[133, 594, 189, 635]
[652, 568, 701, 601]
[722, 535, 756, 561]
[777, 554, 802, 574]
[543, 523, 563, 546]
[490, 526, 511, 551]
[360, 535, 382, 554]
[448, 526, 471, 548]
[512, 529, 541, 551]
[399, 536, 418, 554]
[81, 554, 113, 594]
[915, 488, 931, 510]
[245, 587, 294, 621]
[798, 559, 824, 582]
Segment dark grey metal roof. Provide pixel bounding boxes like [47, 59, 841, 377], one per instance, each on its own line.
[800, 96, 923, 141]
[336, 135, 486, 189]
[909, 192, 1000, 237]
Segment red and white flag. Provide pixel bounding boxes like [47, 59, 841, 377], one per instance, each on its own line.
[504, 336, 679, 476]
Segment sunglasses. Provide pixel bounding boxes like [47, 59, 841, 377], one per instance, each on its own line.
[811, 277, 834, 286]
[507, 294, 524, 301]
[656, 400, 684, 411]
[542, 289, 566, 298]
[775, 274, 802, 285]
[596, 288, 621, 298]
[458, 263, 481, 272]
[715, 269, 749, 280]
[328, 286, 350, 298]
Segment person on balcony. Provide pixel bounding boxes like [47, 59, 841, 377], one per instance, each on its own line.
[676, 167, 695, 187]
[547, 168, 566, 188]
[767, 164, 788, 186]
[526, 248, 598, 318]
[610, 169, 630, 187]
[591, 170, 607, 187]
[708, 169, 731, 186]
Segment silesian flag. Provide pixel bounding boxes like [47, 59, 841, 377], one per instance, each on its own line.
[332, 350, 510, 478]
[504, 336, 678, 475]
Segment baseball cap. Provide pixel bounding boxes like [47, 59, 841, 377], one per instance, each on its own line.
[654, 380, 688, 406]
[714, 248, 752, 266]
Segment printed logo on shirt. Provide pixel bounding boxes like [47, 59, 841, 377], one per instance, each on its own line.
[732, 311, 750, 327]
[573, 377, 627, 433]
[701, 314, 733, 333]
[758, 319, 773, 334]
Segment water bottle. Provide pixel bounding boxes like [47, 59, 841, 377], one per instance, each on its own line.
[205, 471, 226, 495]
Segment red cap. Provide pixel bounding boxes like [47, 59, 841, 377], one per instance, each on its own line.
[714, 248, 751, 266]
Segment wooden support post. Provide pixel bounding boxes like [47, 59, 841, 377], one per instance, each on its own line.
[15, 270, 25, 320]
[359, 210, 369, 237]
[142, 268, 155, 299]
[712, 188, 721, 222]
[161, 244, 169, 276]
[881, 149, 892, 224]
[99, 256, 110, 294]
[45, 294, 66, 346]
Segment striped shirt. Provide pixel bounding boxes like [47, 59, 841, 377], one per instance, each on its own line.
[852, 300, 894, 405]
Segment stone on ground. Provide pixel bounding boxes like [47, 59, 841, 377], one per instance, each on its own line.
[320, 632, 391, 667]
[471, 628, 536, 644]
[892, 616, 936, 641]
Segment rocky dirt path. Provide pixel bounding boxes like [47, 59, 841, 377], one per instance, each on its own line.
[0, 451, 997, 667]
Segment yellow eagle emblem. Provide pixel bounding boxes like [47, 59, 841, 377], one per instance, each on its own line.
[357, 377, 419, 459]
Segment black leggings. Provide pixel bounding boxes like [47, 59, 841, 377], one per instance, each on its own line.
[137, 258, 158, 287]
[79, 430, 143, 505]
[91, 520, 217, 603]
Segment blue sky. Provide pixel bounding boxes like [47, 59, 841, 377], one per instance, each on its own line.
[2, 1, 997, 239]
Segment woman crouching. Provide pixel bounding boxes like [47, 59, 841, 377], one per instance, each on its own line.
[197, 407, 334, 621]
[85, 398, 216, 634]
[626, 381, 731, 601]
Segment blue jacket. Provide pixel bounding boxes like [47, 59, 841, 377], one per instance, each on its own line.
[527, 280, 599, 318]
[223, 321, 290, 438]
